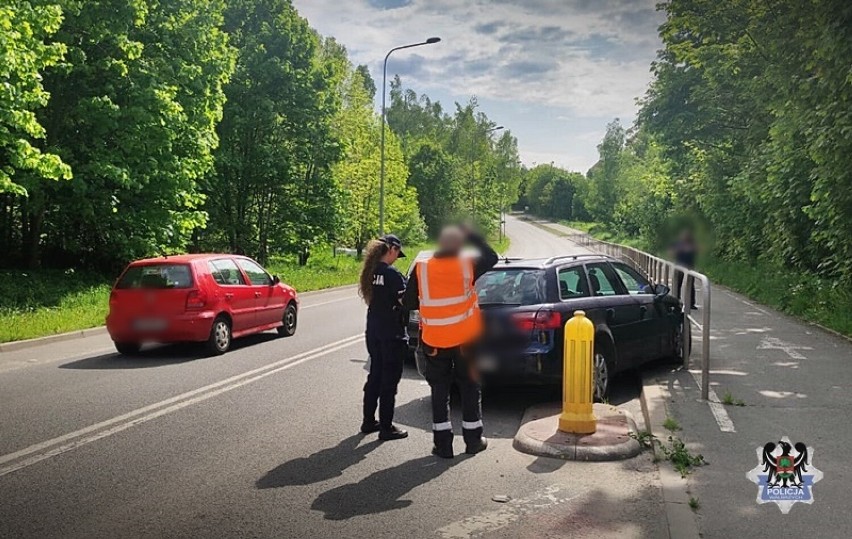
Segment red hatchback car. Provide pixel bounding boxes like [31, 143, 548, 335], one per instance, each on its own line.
[106, 254, 298, 355]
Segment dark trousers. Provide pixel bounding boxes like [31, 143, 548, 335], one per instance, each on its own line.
[420, 345, 483, 449]
[363, 337, 406, 430]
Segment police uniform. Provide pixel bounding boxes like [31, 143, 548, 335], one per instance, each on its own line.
[403, 234, 498, 458]
[362, 237, 408, 440]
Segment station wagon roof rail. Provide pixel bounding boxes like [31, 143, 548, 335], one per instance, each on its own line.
[544, 253, 610, 265]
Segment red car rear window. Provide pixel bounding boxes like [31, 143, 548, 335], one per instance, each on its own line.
[116, 264, 194, 289]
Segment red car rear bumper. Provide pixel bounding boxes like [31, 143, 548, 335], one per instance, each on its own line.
[106, 311, 216, 343]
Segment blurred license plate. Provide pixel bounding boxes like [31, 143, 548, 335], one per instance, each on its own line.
[133, 318, 167, 331]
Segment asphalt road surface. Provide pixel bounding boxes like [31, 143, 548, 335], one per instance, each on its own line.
[0, 215, 667, 539]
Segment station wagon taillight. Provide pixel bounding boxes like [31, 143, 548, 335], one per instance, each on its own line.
[511, 310, 562, 331]
[185, 289, 207, 310]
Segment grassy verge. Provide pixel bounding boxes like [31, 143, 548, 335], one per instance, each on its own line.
[0, 236, 509, 344]
[701, 256, 852, 337]
[559, 218, 852, 338]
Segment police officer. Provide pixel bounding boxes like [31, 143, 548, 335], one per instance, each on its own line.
[403, 225, 498, 458]
[358, 234, 409, 441]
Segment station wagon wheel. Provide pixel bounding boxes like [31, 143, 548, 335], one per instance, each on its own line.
[206, 316, 231, 356]
[593, 349, 610, 403]
[278, 303, 297, 337]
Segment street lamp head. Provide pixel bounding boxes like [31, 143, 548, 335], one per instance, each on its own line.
[426, 37, 441, 44]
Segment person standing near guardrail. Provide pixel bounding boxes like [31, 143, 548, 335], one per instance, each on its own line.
[358, 235, 409, 441]
[402, 225, 498, 458]
[672, 230, 698, 309]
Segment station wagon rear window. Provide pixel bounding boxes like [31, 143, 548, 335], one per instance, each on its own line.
[476, 269, 546, 306]
[116, 264, 193, 289]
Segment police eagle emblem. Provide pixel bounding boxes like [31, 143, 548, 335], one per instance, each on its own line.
[746, 436, 823, 514]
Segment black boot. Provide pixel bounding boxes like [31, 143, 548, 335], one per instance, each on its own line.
[379, 425, 409, 441]
[360, 419, 380, 434]
[463, 426, 487, 455]
[432, 430, 454, 458]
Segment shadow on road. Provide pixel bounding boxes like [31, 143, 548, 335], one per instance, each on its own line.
[256, 434, 382, 489]
[310, 455, 460, 520]
[59, 333, 280, 370]
[392, 371, 642, 439]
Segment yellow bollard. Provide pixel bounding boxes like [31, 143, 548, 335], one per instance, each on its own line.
[558, 310, 597, 434]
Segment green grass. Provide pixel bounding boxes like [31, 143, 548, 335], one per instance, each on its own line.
[689, 497, 701, 511]
[663, 416, 681, 432]
[0, 236, 509, 343]
[720, 390, 746, 407]
[0, 269, 113, 344]
[701, 256, 852, 338]
[561, 221, 651, 250]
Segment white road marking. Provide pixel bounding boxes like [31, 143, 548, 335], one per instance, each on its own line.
[301, 296, 357, 309]
[757, 336, 811, 360]
[689, 371, 736, 433]
[722, 289, 770, 314]
[0, 334, 363, 478]
[436, 485, 580, 539]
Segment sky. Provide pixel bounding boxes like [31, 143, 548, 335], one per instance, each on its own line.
[292, 0, 665, 173]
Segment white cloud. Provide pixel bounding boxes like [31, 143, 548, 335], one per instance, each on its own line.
[293, 0, 663, 170]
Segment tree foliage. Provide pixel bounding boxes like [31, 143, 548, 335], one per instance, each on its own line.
[0, 0, 521, 272]
[0, 1, 70, 196]
[386, 81, 522, 237]
[582, 0, 852, 283]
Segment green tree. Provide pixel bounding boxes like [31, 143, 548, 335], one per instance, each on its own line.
[0, 0, 70, 196]
[587, 118, 625, 222]
[408, 143, 458, 236]
[203, 0, 340, 264]
[14, 0, 234, 268]
[334, 67, 424, 253]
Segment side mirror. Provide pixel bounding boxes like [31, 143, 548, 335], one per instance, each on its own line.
[271, 275, 281, 285]
[653, 283, 670, 298]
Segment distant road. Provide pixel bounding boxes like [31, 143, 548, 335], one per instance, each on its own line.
[503, 214, 594, 258]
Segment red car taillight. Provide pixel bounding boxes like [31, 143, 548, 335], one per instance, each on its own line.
[185, 289, 207, 310]
[511, 310, 563, 331]
[109, 290, 119, 308]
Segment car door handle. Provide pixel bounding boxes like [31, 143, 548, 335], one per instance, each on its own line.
[224, 293, 234, 300]
[254, 291, 262, 298]
[639, 306, 647, 320]
[606, 308, 616, 323]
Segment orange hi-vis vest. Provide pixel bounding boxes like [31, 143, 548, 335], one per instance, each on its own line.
[416, 256, 482, 349]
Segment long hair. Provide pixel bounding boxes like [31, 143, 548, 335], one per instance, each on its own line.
[358, 239, 389, 305]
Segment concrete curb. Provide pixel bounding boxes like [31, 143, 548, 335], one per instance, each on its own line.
[0, 327, 110, 353]
[0, 283, 359, 353]
[640, 373, 701, 539]
[513, 403, 642, 461]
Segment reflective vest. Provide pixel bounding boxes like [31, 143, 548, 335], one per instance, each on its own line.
[416, 256, 482, 349]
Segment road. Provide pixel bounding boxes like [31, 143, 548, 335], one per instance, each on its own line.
[0, 215, 666, 539]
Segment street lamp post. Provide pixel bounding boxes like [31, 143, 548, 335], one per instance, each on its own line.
[380, 37, 441, 235]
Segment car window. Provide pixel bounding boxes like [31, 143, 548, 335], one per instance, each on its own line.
[237, 258, 272, 286]
[209, 259, 246, 286]
[586, 264, 620, 296]
[558, 267, 589, 299]
[476, 269, 546, 306]
[116, 264, 193, 289]
[612, 263, 651, 295]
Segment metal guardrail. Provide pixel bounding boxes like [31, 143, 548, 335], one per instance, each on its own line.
[562, 228, 712, 401]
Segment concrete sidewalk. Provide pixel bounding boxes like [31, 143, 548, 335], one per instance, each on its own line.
[533, 215, 852, 537]
[662, 285, 852, 538]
